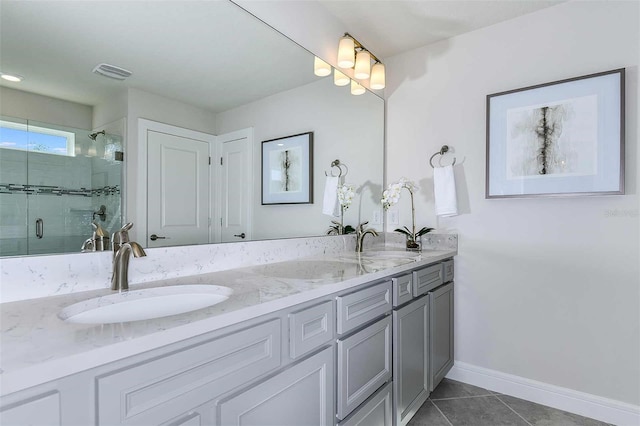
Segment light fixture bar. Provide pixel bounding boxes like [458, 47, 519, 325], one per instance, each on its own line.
[342, 33, 381, 64]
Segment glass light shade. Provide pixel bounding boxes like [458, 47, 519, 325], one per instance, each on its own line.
[350, 80, 365, 96]
[313, 57, 331, 77]
[334, 69, 349, 86]
[337, 36, 355, 68]
[354, 51, 371, 80]
[370, 62, 386, 90]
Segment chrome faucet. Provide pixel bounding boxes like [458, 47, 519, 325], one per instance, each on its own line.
[355, 221, 378, 253]
[111, 223, 146, 291]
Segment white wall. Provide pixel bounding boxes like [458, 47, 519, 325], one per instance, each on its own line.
[386, 0, 639, 406]
[0, 87, 93, 130]
[216, 77, 384, 239]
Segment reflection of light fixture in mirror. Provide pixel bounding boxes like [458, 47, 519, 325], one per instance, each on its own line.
[354, 51, 371, 80]
[314, 57, 331, 77]
[370, 62, 386, 90]
[337, 36, 355, 68]
[336, 33, 385, 92]
[334, 69, 349, 86]
[351, 80, 365, 96]
[1, 72, 23, 82]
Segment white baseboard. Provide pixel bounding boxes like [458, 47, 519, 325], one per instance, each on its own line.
[446, 361, 640, 426]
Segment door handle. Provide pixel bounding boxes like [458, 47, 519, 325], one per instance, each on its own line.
[150, 234, 167, 241]
[233, 233, 246, 239]
[35, 218, 44, 239]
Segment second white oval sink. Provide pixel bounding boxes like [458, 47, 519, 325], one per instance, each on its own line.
[59, 285, 233, 324]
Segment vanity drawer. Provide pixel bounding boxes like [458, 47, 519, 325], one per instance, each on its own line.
[392, 274, 413, 307]
[96, 319, 281, 425]
[337, 281, 392, 335]
[412, 264, 443, 297]
[289, 301, 334, 359]
[442, 259, 454, 283]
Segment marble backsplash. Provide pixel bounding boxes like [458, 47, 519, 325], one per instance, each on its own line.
[0, 233, 457, 303]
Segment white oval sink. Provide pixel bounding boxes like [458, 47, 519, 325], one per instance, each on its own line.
[59, 285, 233, 324]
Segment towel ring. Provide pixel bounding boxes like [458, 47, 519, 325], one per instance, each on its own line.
[325, 159, 348, 177]
[429, 145, 456, 168]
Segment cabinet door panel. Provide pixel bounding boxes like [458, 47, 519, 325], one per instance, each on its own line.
[0, 391, 61, 426]
[218, 346, 334, 426]
[337, 316, 392, 420]
[337, 281, 392, 335]
[392, 274, 413, 307]
[429, 283, 454, 391]
[442, 259, 454, 283]
[97, 319, 281, 425]
[412, 264, 443, 297]
[337, 382, 392, 426]
[393, 296, 429, 426]
[164, 412, 202, 426]
[289, 301, 334, 359]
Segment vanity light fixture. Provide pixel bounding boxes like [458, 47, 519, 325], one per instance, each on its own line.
[336, 33, 385, 90]
[0, 72, 23, 82]
[337, 35, 356, 68]
[354, 50, 371, 80]
[313, 57, 331, 77]
[350, 80, 365, 96]
[334, 69, 349, 86]
[370, 62, 386, 90]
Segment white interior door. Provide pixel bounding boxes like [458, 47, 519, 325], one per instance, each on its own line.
[147, 130, 211, 247]
[218, 128, 253, 243]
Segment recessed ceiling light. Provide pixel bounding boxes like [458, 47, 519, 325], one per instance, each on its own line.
[1, 73, 23, 82]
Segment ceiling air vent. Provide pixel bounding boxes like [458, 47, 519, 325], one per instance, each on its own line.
[92, 63, 132, 80]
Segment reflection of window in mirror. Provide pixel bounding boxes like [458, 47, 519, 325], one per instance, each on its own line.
[0, 120, 75, 156]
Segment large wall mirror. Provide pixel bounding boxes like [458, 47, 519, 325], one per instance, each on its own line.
[0, 0, 384, 257]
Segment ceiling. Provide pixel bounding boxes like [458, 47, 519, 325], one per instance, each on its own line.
[0, 0, 566, 112]
[0, 1, 315, 112]
[316, 0, 567, 59]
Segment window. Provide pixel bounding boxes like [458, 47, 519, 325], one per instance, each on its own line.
[0, 120, 75, 156]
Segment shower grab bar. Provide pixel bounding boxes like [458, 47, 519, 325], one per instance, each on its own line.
[35, 218, 44, 239]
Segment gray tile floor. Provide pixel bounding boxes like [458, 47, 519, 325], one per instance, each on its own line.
[407, 379, 611, 426]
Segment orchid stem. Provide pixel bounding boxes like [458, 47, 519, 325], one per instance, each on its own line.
[408, 188, 416, 240]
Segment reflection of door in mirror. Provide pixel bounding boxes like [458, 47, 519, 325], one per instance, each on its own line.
[146, 123, 213, 248]
[219, 129, 253, 243]
[0, 115, 123, 256]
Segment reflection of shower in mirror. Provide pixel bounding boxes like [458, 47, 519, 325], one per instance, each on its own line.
[87, 130, 124, 162]
[88, 130, 106, 140]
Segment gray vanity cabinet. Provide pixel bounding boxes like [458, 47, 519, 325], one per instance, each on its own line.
[218, 346, 334, 426]
[428, 282, 454, 391]
[392, 295, 429, 426]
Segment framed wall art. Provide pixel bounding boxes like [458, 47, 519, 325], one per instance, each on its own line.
[262, 132, 313, 205]
[486, 68, 624, 198]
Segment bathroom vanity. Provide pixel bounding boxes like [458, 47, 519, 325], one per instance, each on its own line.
[0, 246, 455, 425]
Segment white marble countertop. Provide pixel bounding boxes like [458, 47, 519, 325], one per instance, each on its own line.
[0, 248, 456, 396]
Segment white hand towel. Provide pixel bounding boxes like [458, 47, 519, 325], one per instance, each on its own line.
[434, 165, 458, 217]
[322, 176, 340, 217]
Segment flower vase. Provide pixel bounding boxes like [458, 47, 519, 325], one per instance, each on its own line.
[406, 235, 421, 252]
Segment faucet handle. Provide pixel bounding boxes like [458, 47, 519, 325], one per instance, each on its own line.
[113, 222, 134, 244]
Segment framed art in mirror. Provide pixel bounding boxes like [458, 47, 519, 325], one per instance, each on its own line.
[486, 68, 624, 198]
[262, 132, 314, 205]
